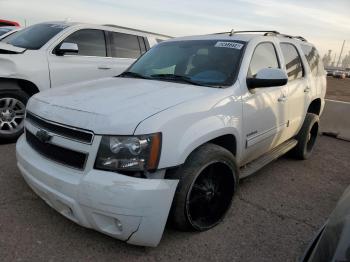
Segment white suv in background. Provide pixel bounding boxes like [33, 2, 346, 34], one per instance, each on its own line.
[16, 31, 326, 247]
[0, 22, 169, 139]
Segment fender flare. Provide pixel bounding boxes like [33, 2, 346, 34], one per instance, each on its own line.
[0, 79, 21, 91]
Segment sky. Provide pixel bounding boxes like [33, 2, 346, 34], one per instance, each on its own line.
[1, 0, 349, 59]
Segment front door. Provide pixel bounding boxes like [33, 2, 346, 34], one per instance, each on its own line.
[48, 29, 115, 88]
[241, 42, 289, 165]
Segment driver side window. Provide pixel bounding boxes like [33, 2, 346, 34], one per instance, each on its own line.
[61, 29, 107, 57]
[248, 42, 279, 78]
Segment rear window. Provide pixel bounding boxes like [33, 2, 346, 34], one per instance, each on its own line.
[109, 32, 142, 59]
[301, 45, 324, 76]
[2, 23, 67, 50]
[280, 43, 304, 81]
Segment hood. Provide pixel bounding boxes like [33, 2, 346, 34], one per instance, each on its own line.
[29, 77, 215, 134]
[0, 42, 26, 54]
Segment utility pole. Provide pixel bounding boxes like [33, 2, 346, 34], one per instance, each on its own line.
[337, 40, 346, 68]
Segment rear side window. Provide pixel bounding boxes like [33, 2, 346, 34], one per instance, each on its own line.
[138, 36, 147, 54]
[280, 43, 304, 81]
[248, 42, 279, 77]
[109, 32, 141, 59]
[63, 29, 106, 57]
[301, 45, 323, 76]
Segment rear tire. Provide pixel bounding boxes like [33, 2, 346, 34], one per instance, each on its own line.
[291, 113, 319, 160]
[168, 143, 239, 231]
[0, 89, 29, 140]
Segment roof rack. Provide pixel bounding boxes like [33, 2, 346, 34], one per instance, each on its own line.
[213, 30, 307, 42]
[102, 24, 172, 38]
[293, 36, 308, 42]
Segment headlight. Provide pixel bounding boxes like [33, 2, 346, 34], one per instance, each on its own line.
[95, 133, 162, 172]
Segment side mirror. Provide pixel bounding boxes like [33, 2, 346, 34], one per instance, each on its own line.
[56, 42, 78, 56]
[247, 68, 288, 89]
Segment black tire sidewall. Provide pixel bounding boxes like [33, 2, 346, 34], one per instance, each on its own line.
[0, 89, 29, 140]
[169, 143, 239, 231]
[294, 113, 319, 160]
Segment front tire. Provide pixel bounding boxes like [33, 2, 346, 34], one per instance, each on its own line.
[0, 90, 29, 140]
[292, 113, 319, 160]
[168, 143, 239, 231]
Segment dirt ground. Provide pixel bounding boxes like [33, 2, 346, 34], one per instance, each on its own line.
[326, 77, 350, 102]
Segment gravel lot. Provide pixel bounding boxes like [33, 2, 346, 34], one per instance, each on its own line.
[0, 135, 349, 262]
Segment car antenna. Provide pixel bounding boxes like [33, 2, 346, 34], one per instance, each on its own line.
[229, 29, 235, 36]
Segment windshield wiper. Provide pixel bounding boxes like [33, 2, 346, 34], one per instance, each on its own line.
[150, 74, 211, 87]
[118, 71, 150, 79]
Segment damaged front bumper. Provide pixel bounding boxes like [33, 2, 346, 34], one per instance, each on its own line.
[16, 135, 178, 247]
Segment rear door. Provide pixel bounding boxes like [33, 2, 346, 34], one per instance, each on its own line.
[107, 31, 145, 75]
[279, 43, 310, 137]
[300, 45, 325, 99]
[48, 29, 115, 88]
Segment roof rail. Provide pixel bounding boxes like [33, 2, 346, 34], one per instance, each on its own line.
[212, 30, 307, 42]
[293, 36, 308, 42]
[235, 30, 280, 35]
[212, 30, 280, 35]
[102, 24, 172, 38]
[276, 33, 308, 42]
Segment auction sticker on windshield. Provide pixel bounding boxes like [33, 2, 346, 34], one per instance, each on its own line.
[215, 41, 244, 49]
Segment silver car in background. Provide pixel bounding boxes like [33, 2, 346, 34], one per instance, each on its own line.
[333, 70, 346, 79]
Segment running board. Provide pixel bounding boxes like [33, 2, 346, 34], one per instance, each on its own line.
[239, 139, 298, 179]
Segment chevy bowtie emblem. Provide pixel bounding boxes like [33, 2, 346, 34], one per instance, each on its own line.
[36, 130, 52, 143]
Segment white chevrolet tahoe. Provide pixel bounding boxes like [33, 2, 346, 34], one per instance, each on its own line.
[16, 30, 326, 247]
[0, 22, 169, 139]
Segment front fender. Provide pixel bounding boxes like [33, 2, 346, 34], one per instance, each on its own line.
[134, 91, 243, 168]
[0, 51, 49, 91]
[177, 122, 240, 165]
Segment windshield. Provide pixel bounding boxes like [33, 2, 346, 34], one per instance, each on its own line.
[2, 23, 68, 50]
[123, 40, 245, 87]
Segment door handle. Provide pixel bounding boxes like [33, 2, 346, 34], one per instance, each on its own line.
[304, 87, 310, 93]
[98, 67, 112, 70]
[278, 96, 287, 102]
